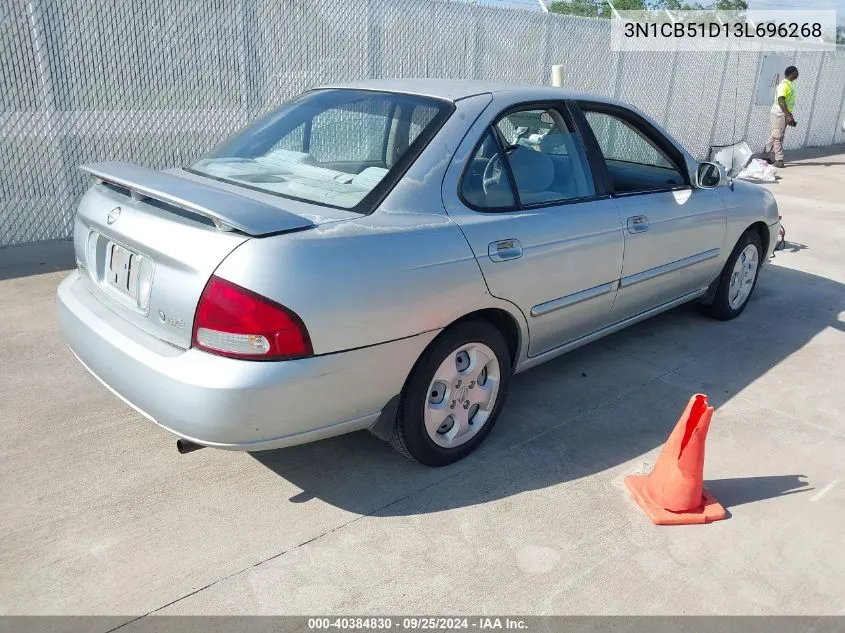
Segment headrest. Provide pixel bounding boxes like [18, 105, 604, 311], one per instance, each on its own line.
[508, 146, 554, 193]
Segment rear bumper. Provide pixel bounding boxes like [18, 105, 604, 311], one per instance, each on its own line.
[58, 271, 437, 450]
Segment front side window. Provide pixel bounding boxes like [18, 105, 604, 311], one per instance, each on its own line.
[190, 89, 452, 211]
[581, 110, 686, 193]
[461, 106, 595, 209]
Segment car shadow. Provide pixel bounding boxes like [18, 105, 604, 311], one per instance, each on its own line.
[251, 262, 843, 517]
[774, 240, 809, 253]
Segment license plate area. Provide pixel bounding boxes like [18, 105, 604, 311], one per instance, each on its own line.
[107, 242, 139, 299]
[84, 232, 154, 314]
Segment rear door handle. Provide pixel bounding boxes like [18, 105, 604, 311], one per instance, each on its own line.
[488, 239, 523, 262]
[626, 215, 649, 233]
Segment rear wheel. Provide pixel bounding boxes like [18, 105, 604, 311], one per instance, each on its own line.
[390, 320, 511, 466]
[701, 229, 763, 320]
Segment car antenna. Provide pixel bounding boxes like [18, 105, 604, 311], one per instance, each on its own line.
[728, 13, 739, 191]
[726, 46, 746, 191]
[729, 66, 738, 191]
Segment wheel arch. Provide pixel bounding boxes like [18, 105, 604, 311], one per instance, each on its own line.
[449, 307, 523, 372]
[749, 220, 770, 258]
[702, 220, 770, 305]
[368, 305, 526, 441]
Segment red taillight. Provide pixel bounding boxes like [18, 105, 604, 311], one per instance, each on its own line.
[192, 276, 312, 360]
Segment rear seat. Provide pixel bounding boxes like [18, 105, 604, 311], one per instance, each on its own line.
[204, 153, 391, 208]
[255, 149, 312, 170]
[350, 167, 388, 189]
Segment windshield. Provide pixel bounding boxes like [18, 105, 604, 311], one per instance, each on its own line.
[189, 89, 453, 212]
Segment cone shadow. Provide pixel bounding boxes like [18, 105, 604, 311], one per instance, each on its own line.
[704, 475, 812, 508]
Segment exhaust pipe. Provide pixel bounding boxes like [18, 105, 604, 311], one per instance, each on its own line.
[176, 438, 205, 454]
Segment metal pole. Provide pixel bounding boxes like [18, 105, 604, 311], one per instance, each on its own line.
[708, 51, 732, 152]
[836, 75, 845, 144]
[25, 0, 73, 242]
[740, 45, 764, 145]
[365, 0, 381, 79]
[239, 0, 250, 112]
[705, 13, 729, 152]
[801, 52, 826, 148]
[471, 4, 484, 80]
[612, 31, 625, 98]
[661, 10, 680, 131]
[610, 44, 625, 152]
[542, 14, 552, 85]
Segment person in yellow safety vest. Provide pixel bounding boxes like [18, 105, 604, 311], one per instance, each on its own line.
[764, 65, 799, 169]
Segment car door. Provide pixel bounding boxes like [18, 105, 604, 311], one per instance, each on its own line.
[573, 102, 727, 321]
[442, 100, 625, 357]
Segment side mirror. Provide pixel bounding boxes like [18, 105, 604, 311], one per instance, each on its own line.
[696, 161, 723, 189]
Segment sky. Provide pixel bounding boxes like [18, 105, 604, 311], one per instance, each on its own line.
[473, 0, 844, 24]
[746, 0, 843, 26]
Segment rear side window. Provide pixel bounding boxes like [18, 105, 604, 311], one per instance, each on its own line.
[461, 106, 595, 210]
[581, 110, 686, 193]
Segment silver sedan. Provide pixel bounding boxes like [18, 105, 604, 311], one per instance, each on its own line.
[58, 79, 780, 466]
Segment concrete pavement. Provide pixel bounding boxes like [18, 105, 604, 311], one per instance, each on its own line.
[1, 147, 843, 620]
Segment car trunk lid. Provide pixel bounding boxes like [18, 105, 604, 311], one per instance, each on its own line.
[73, 162, 325, 349]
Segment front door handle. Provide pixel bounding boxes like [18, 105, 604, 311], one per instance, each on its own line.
[626, 215, 649, 234]
[488, 239, 523, 262]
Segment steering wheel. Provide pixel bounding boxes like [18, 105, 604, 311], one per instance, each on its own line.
[486, 147, 518, 197]
[482, 152, 504, 196]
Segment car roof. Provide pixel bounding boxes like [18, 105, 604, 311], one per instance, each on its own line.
[316, 78, 621, 105]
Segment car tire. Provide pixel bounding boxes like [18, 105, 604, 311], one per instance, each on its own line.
[389, 320, 511, 466]
[700, 229, 764, 321]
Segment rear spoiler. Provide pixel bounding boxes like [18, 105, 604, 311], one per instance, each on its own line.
[79, 162, 315, 236]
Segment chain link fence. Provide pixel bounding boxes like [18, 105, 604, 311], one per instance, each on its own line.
[2, 0, 844, 246]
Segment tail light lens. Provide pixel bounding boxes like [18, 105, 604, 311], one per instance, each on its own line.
[192, 276, 312, 360]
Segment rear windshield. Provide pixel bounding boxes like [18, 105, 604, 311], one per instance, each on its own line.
[189, 89, 453, 213]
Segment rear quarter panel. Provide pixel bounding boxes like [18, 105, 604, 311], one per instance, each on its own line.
[214, 214, 496, 355]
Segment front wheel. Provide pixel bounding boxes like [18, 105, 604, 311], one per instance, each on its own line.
[390, 320, 511, 466]
[701, 229, 763, 320]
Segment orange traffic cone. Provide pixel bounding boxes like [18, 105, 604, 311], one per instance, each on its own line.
[625, 394, 727, 525]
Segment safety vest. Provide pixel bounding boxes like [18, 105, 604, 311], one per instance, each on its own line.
[771, 79, 795, 116]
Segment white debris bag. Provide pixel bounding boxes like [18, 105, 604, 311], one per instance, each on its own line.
[736, 158, 778, 183]
[709, 141, 753, 176]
